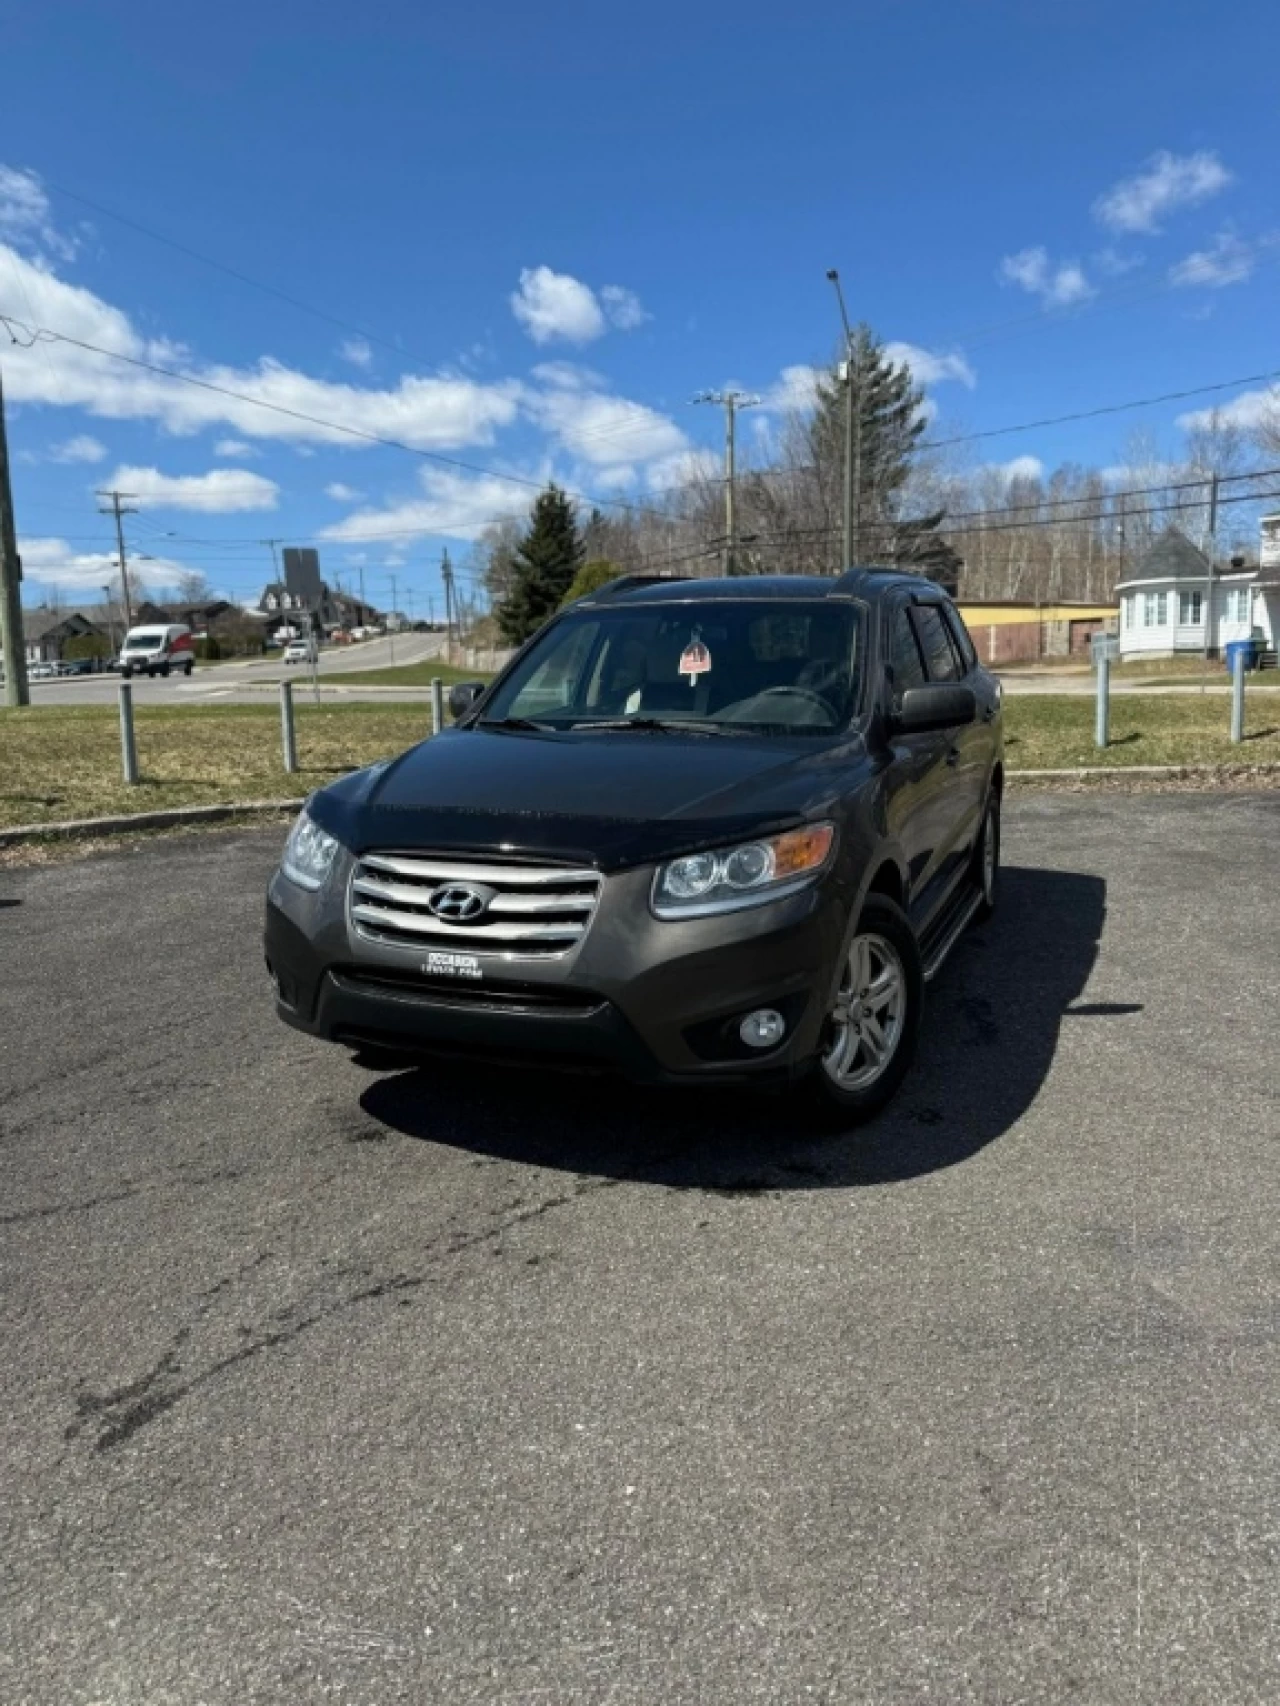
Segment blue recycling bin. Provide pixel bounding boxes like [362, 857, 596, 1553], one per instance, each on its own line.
[1224, 639, 1259, 673]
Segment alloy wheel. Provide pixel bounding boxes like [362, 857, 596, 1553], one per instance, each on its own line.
[821, 931, 907, 1092]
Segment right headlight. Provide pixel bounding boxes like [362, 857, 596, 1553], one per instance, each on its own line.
[280, 808, 342, 892]
[652, 823, 835, 919]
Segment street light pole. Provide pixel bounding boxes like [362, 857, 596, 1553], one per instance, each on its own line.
[826, 269, 860, 572]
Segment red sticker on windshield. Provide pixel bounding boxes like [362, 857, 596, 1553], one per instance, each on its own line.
[679, 640, 712, 682]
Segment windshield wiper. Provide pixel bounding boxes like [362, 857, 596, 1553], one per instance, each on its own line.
[570, 716, 727, 735]
[477, 716, 556, 733]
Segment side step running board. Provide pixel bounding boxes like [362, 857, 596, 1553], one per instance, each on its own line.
[920, 883, 984, 984]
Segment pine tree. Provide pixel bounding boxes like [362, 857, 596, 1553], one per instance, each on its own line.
[807, 326, 949, 576]
[497, 485, 585, 644]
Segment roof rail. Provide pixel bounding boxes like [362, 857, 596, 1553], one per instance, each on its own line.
[578, 573, 694, 603]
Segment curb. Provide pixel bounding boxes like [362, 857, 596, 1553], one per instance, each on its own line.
[0, 798, 306, 848]
[1007, 761, 1280, 781]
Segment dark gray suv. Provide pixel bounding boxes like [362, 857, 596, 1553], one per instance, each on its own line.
[265, 570, 1003, 1119]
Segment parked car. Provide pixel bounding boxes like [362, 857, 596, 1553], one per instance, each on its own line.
[58, 658, 96, 676]
[283, 640, 317, 665]
[265, 571, 1003, 1121]
[28, 660, 57, 679]
[119, 624, 195, 679]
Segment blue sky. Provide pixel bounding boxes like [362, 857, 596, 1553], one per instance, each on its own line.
[2, 0, 1277, 612]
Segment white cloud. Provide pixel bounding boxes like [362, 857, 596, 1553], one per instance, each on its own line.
[0, 241, 522, 451]
[600, 285, 650, 330]
[530, 360, 606, 390]
[884, 342, 975, 388]
[0, 165, 77, 259]
[17, 535, 189, 595]
[994, 455, 1044, 484]
[1093, 247, 1144, 278]
[1094, 150, 1232, 234]
[317, 467, 538, 544]
[339, 336, 373, 368]
[510, 266, 607, 345]
[529, 382, 687, 467]
[645, 448, 721, 492]
[325, 481, 364, 502]
[1177, 385, 1280, 435]
[108, 464, 281, 513]
[48, 434, 107, 464]
[1169, 231, 1253, 288]
[213, 438, 257, 457]
[763, 364, 822, 413]
[999, 247, 1093, 307]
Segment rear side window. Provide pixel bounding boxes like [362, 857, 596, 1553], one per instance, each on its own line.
[941, 603, 978, 672]
[889, 608, 927, 691]
[910, 605, 963, 683]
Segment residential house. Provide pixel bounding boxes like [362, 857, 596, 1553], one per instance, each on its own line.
[20, 607, 107, 664]
[1116, 527, 1278, 661]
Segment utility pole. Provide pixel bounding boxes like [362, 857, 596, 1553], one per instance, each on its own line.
[97, 489, 137, 628]
[359, 566, 367, 625]
[826, 269, 860, 572]
[693, 390, 760, 575]
[441, 549, 456, 657]
[386, 571, 398, 666]
[1202, 472, 1219, 680]
[0, 366, 30, 706]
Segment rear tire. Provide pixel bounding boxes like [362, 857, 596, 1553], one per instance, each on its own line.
[183, 661, 193, 677]
[161, 662, 171, 678]
[807, 894, 923, 1124]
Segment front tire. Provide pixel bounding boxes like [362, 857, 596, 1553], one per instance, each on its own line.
[809, 894, 923, 1123]
[972, 792, 1000, 921]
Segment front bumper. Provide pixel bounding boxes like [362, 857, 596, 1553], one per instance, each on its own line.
[265, 858, 849, 1085]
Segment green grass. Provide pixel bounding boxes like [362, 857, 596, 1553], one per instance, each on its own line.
[2, 694, 1277, 830]
[1004, 695, 1280, 769]
[0, 702, 439, 827]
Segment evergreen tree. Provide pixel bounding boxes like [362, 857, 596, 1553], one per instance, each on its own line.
[807, 326, 949, 575]
[497, 485, 585, 644]
[559, 559, 621, 608]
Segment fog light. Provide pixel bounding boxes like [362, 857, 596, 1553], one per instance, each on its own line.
[739, 1008, 786, 1049]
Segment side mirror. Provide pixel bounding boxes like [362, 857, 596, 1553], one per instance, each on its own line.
[894, 684, 977, 734]
[448, 681, 486, 719]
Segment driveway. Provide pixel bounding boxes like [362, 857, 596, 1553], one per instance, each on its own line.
[1, 795, 1277, 1704]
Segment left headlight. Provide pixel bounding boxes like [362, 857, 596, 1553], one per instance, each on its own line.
[280, 809, 342, 892]
[652, 823, 835, 919]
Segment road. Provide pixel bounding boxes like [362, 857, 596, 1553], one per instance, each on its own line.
[3, 795, 1278, 1705]
[21, 630, 448, 706]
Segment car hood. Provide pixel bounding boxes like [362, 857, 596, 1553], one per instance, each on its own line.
[308, 725, 866, 871]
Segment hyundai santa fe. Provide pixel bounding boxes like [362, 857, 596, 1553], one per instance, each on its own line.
[265, 570, 1003, 1119]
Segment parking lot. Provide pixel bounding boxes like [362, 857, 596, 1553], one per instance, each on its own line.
[2, 792, 1278, 1705]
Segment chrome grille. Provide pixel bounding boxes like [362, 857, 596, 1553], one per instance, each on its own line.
[349, 853, 602, 958]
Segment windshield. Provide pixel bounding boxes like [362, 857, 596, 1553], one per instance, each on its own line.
[125, 632, 165, 649]
[482, 600, 862, 734]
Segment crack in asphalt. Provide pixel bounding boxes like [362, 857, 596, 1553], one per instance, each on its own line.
[66, 1170, 633, 1454]
[2, 1164, 249, 1228]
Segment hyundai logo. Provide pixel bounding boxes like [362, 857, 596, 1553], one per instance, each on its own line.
[427, 883, 490, 923]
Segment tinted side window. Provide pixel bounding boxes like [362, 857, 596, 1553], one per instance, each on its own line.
[910, 605, 962, 683]
[942, 603, 978, 673]
[890, 608, 927, 691]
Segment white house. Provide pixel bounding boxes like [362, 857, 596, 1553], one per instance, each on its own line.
[1116, 527, 1278, 661]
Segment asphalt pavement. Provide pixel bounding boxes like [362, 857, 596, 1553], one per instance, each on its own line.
[2, 795, 1278, 1705]
[22, 630, 447, 706]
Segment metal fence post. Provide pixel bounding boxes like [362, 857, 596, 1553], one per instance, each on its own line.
[280, 679, 298, 773]
[431, 675, 445, 735]
[1230, 649, 1245, 744]
[1094, 655, 1110, 749]
[118, 679, 139, 784]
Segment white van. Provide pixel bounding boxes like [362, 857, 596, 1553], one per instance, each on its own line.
[120, 624, 196, 679]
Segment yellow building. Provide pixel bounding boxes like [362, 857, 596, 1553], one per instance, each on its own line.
[957, 599, 1118, 666]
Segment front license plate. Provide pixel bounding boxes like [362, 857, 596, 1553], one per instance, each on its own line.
[423, 951, 483, 980]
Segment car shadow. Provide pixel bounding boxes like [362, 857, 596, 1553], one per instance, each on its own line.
[360, 866, 1115, 1190]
